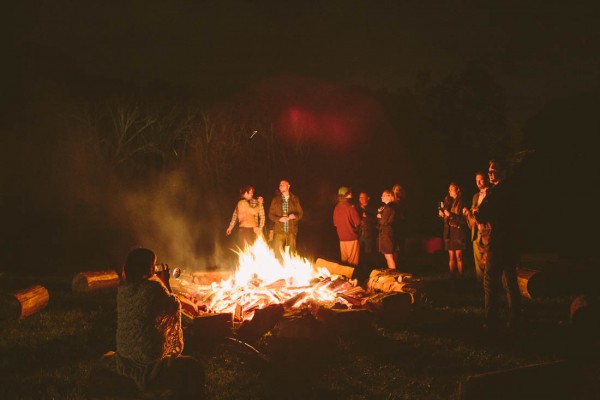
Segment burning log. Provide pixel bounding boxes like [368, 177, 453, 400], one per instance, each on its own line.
[336, 293, 363, 307]
[237, 304, 284, 342]
[283, 291, 308, 309]
[72, 270, 120, 292]
[1, 285, 49, 320]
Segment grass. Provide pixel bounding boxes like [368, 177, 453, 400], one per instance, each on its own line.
[0, 260, 594, 400]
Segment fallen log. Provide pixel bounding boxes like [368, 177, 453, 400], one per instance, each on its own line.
[188, 312, 233, 339]
[367, 269, 414, 293]
[237, 303, 284, 342]
[517, 268, 565, 299]
[314, 306, 374, 336]
[314, 258, 355, 279]
[274, 309, 324, 339]
[363, 291, 412, 327]
[72, 270, 120, 292]
[1, 285, 49, 320]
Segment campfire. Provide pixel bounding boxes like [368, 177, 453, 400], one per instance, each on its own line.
[170, 236, 419, 339]
[170, 237, 355, 323]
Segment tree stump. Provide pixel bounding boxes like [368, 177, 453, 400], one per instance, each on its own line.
[72, 270, 120, 292]
[1, 285, 49, 320]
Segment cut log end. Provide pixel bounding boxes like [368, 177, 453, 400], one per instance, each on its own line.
[1, 285, 50, 320]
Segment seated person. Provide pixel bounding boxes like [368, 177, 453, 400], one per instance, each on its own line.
[88, 248, 204, 398]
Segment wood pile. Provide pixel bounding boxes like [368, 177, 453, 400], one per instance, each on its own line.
[175, 259, 421, 342]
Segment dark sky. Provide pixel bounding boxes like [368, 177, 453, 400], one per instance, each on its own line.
[10, 0, 599, 123]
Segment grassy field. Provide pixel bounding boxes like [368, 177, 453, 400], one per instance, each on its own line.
[0, 260, 597, 399]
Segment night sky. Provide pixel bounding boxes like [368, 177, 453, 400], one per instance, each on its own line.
[3, 1, 599, 271]
[9, 1, 598, 117]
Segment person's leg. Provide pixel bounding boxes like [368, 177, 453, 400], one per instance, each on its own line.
[340, 241, 349, 264]
[286, 233, 297, 254]
[473, 242, 485, 282]
[272, 233, 285, 261]
[384, 253, 396, 270]
[501, 260, 521, 327]
[456, 250, 463, 275]
[347, 240, 359, 267]
[448, 250, 456, 274]
[483, 251, 502, 328]
[238, 227, 255, 248]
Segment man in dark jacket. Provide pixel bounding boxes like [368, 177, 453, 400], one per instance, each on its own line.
[269, 180, 303, 258]
[463, 172, 490, 283]
[474, 159, 521, 330]
[333, 186, 361, 266]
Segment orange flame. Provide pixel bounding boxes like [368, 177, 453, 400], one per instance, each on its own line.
[175, 236, 340, 321]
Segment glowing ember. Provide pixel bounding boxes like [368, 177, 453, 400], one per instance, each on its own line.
[172, 236, 345, 321]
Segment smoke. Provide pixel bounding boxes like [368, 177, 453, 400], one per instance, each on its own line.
[45, 128, 238, 274]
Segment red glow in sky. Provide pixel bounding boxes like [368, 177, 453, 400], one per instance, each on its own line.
[270, 77, 387, 152]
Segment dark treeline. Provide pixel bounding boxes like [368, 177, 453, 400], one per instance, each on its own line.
[2, 62, 599, 274]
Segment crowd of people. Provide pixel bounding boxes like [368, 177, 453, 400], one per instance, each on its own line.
[90, 159, 521, 396]
[437, 159, 521, 331]
[225, 179, 411, 278]
[222, 164, 523, 336]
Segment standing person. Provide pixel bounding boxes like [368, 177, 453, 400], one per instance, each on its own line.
[357, 191, 378, 283]
[89, 248, 204, 398]
[391, 184, 407, 266]
[226, 185, 265, 247]
[269, 179, 303, 258]
[463, 172, 491, 282]
[474, 159, 521, 330]
[333, 186, 361, 267]
[358, 191, 377, 258]
[438, 182, 467, 276]
[377, 189, 396, 270]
